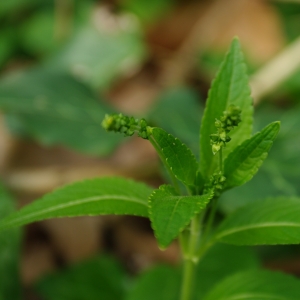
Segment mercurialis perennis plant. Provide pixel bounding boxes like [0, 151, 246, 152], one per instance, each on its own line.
[5, 38, 300, 300]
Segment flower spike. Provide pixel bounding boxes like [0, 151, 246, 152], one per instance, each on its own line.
[210, 105, 242, 155]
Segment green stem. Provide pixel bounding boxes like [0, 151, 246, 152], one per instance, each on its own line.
[149, 135, 181, 194]
[180, 214, 202, 300]
[202, 197, 218, 243]
[219, 148, 223, 173]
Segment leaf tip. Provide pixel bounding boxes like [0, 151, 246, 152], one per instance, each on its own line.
[158, 243, 168, 251]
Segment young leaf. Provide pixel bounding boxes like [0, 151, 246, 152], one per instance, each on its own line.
[224, 121, 280, 189]
[0, 177, 152, 232]
[199, 38, 253, 178]
[215, 197, 300, 245]
[149, 185, 212, 248]
[149, 128, 198, 186]
[203, 270, 300, 300]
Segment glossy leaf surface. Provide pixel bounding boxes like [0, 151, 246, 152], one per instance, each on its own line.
[0, 177, 152, 231]
[149, 185, 212, 248]
[0, 68, 122, 155]
[224, 121, 280, 189]
[200, 38, 253, 178]
[150, 128, 198, 186]
[216, 197, 300, 245]
[203, 270, 300, 300]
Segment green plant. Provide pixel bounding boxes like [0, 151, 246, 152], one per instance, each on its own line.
[2, 38, 300, 300]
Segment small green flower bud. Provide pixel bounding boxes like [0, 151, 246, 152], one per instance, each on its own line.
[102, 114, 115, 131]
[212, 143, 221, 155]
[219, 131, 227, 141]
[215, 119, 222, 128]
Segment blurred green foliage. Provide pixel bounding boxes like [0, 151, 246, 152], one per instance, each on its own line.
[0, 185, 21, 300]
[0, 67, 123, 155]
[1, 0, 300, 299]
[36, 255, 127, 300]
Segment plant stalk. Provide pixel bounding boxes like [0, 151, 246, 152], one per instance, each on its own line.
[180, 214, 202, 300]
[219, 148, 223, 173]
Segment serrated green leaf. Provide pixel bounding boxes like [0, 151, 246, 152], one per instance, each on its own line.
[0, 177, 152, 232]
[219, 105, 300, 215]
[35, 255, 126, 300]
[0, 184, 21, 300]
[200, 38, 253, 178]
[0, 67, 122, 155]
[149, 128, 198, 186]
[215, 197, 300, 245]
[224, 121, 280, 189]
[126, 265, 181, 300]
[149, 185, 212, 248]
[203, 270, 300, 300]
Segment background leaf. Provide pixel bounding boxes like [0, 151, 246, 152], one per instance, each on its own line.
[149, 185, 212, 248]
[216, 197, 300, 245]
[199, 38, 253, 178]
[0, 177, 152, 231]
[125, 265, 181, 300]
[203, 270, 300, 300]
[219, 104, 300, 214]
[224, 121, 280, 189]
[150, 127, 198, 186]
[49, 23, 146, 90]
[0, 184, 21, 300]
[195, 243, 259, 300]
[148, 87, 203, 156]
[0, 67, 122, 155]
[122, 0, 174, 24]
[0, 0, 35, 18]
[35, 255, 126, 300]
[126, 243, 259, 300]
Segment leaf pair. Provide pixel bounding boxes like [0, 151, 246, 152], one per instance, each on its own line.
[199, 38, 280, 193]
[199, 38, 253, 178]
[0, 175, 210, 249]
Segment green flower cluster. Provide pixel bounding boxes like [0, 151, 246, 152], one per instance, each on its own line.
[204, 171, 226, 195]
[210, 105, 241, 154]
[102, 113, 151, 139]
